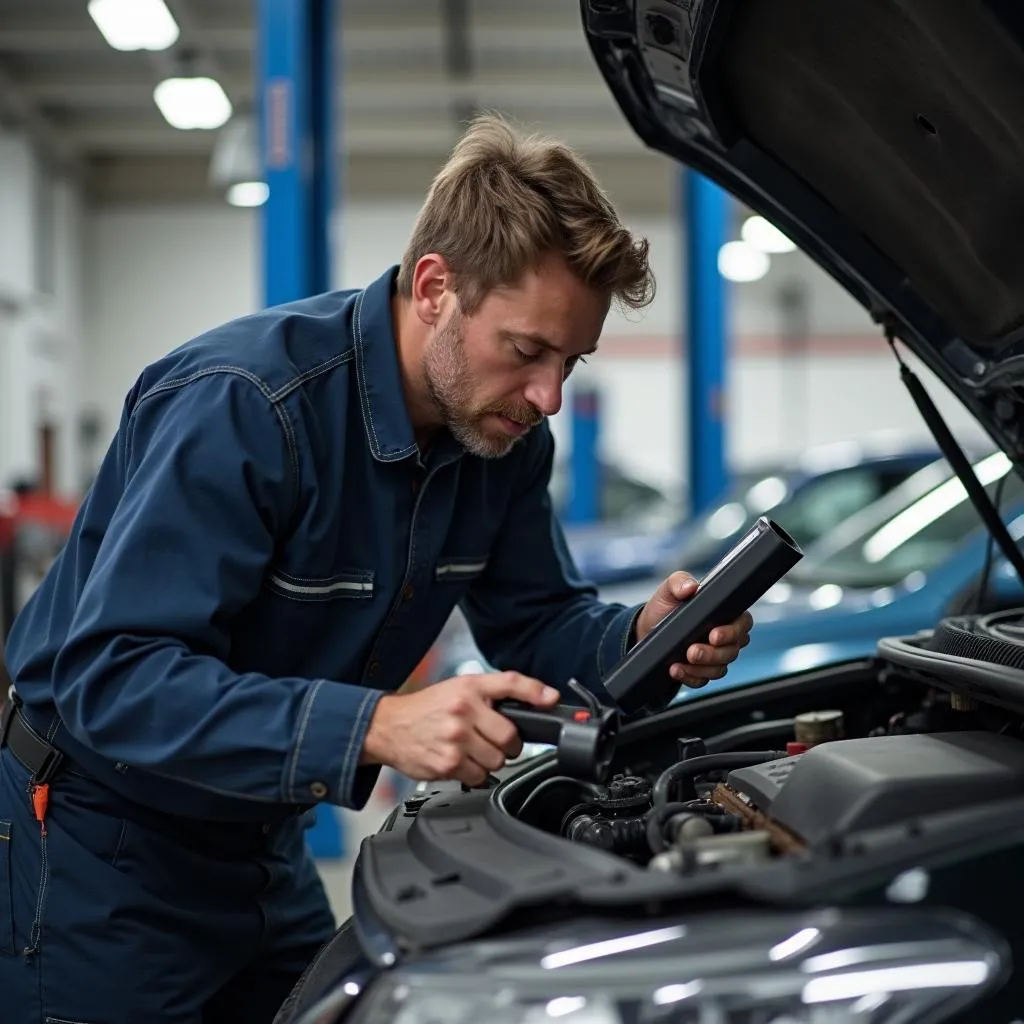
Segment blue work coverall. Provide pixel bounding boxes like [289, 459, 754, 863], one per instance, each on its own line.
[0, 266, 642, 1023]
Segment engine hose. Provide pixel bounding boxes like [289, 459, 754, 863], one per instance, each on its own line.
[653, 751, 786, 807]
[516, 776, 601, 821]
[645, 800, 727, 854]
[608, 816, 649, 852]
[565, 812, 649, 854]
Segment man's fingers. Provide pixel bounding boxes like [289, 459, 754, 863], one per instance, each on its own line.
[671, 660, 728, 679]
[686, 642, 740, 667]
[436, 737, 497, 787]
[478, 706, 524, 757]
[681, 678, 710, 689]
[708, 612, 754, 646]
[454, 759, 491, 788]
[670, 662, 727, 687]
[480, 671, 561, 707]
[668, 572, 698, 600]
[462, 729, 508, 774]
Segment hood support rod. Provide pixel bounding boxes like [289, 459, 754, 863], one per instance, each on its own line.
[886, 327, 1024, 588]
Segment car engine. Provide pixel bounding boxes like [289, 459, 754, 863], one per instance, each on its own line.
[510, 609, 1024, 877]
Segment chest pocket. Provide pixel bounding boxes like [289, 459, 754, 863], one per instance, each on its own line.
[434, 555, 488, 584]
[267, 567, 375, 602]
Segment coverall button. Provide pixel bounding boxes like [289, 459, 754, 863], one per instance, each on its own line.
[367, 660, 381, 677]
[402, 583, 414, 602]
[310, 781, 329, 799]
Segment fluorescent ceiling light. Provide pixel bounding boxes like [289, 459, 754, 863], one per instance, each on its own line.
[718, 240, 770, 283]
[154, 77, 233, 131]
[742, 215, 797, 253]
[227, 182, 270, 208]
[88, 0, 179, 52]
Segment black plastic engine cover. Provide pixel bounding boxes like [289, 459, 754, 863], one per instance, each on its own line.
[727, 732, 1024, 847]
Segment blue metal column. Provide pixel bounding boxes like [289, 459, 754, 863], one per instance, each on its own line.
[259, 0, 335, 306]
[258, 0, 343, 858]
[684, 169, 729, 516]
[566, 386, 601, 525]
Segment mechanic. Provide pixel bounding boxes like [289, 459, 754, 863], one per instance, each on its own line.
[0, 114, 753, 1024]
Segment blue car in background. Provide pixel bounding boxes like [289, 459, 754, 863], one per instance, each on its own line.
[438, 449, 1023, 692]
[550, 460, 682, 586]
[565, 438, 940, 586]
[666, 449, 1024, 699]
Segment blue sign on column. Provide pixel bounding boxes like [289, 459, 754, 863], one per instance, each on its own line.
[258, 0, 343, 859]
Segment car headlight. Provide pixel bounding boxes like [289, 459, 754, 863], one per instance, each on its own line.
[306, 908, 1006, 1024]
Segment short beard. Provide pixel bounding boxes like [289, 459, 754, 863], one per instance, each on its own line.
[423, 310, 541, 459]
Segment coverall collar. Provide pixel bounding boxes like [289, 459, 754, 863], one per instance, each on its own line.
[354, 265, 465, 469]
[353, 265, 420, 464]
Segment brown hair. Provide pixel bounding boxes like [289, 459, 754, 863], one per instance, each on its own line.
[397, 113, 655, 314]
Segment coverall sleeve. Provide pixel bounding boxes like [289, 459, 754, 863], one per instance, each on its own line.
[460, 424, 644, 700]
[51, 371, 384, 810]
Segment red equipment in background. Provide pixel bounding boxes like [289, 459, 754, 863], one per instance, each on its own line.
[0, 488, 78, 690]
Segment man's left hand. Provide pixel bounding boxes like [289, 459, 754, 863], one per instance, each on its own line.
[634, 571, 754, 688]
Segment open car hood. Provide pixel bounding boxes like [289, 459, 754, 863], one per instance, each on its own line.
[581, 0, 1024, 464]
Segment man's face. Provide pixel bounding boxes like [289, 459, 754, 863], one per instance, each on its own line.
[422, 255, 609, 458]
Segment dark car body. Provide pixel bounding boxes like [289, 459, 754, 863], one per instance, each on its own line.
[279, 3, 1024, 1022]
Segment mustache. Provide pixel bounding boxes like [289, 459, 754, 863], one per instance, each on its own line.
[484, 402, 544, 427]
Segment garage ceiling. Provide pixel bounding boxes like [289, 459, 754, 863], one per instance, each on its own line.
[0, 0, 676, 211]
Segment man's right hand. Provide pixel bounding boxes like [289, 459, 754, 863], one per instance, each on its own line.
[360, 671, 561, 787]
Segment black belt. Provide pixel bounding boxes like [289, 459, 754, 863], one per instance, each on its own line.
[0, 696, 307, 849]
[0, 698, 66, 784]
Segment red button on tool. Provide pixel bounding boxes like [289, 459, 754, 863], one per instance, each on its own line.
[786, 742, 809, 756]
[573, 710, 591, 722]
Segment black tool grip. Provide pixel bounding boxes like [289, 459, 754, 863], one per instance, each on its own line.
[495, 698, 619, 783]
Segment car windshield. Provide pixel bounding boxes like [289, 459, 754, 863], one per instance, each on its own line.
[671, 462, 914, 569]
[790, 452, 1024, 588]
[668, 470, 789, 567]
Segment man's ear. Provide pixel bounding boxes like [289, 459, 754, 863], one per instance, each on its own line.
[410, 254, 453, 327]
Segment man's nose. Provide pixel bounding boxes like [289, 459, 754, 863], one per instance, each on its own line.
[523, 369, 563, 417]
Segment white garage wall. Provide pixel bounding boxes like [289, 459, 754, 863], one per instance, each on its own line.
[0, 133, 37, 301]
[82, 204, 260, 442]
[592, 352, 991, 493]
[80, 199, 992, 494]
[0, 130, 84, 498]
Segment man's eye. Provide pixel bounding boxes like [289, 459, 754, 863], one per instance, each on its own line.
[514, 346, 540, 362]
[563, 355, 588, 378]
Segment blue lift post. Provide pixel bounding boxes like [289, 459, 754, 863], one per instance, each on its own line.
[684, 169, 729, 516]
[259, 0, 334, 307]
[258, 0, 344, 858]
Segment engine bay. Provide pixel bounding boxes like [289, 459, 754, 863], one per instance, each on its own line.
[506, 609, 1024, 877]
